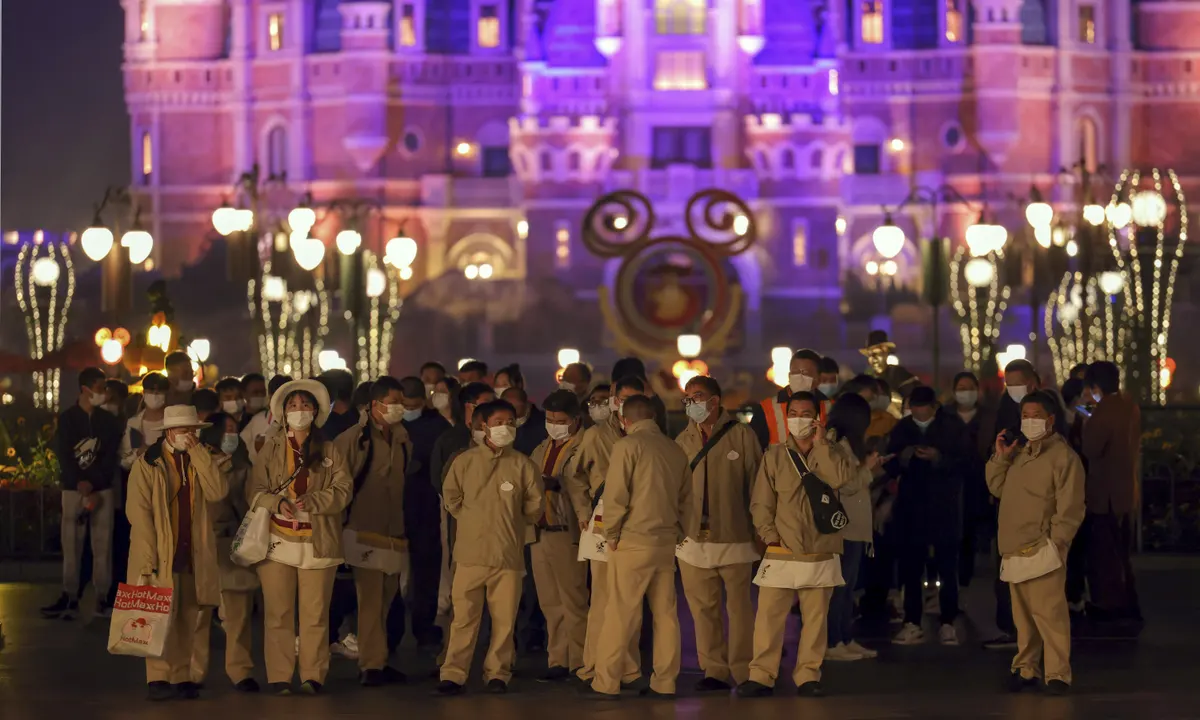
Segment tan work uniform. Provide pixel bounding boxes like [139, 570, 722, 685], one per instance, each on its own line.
[335, 418, 412, 673]
[191, 453, 258, 685]
[986, 433, 1085, 685]
[440, 443, 544, 686]
[675, 411, 763, 686]
[592, 419, 695, 696]
[747, 436, 857, 688]
[529, 434, 590, 672]
[567, 412, 641, 683]
[249, 434, 352, 686]
[126, 443, 228, 685]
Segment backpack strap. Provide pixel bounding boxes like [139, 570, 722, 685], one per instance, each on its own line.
[690, 421, 737, 472]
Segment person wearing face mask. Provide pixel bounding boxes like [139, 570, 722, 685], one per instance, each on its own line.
[583, 384, 611, 429]
[674, 376, 763, 692]
[569, 375, 647, 687]
[104, 378, 130, 420]
[750, 349, 827, 451]
[165, 351, 197, 405]
[248, 380, 353, 695]
[125, 404, 228, 701]
[817, 357, 841, 400]
[240, 373, 269, 425]
[437, 400, 543, 695]
[43, 367, 123, 622]
[612, 357, 668, 433]
[240, 375, 292, 466]
[319, 369, 361, 441]
[559, 362, 593, 401]
[946, 371, 996, 591]
[121, 373, 171, 471]
[883, 385, 967, 647]
[458, 359, 490, 385]
[421, 361, 448, 400]
[986, 391, 1085, 696]
[333, 376, 414, 687]
[190, 412, 259, 693]
[503, 386, 548, 457]
[430, 377, 461, 426]
[492, 363, 525, 401]
[214, 377, 247, 427]
[737, 392, 858, 699]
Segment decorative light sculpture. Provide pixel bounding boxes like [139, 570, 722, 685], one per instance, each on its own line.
[1044, 270, 1127, 386]
[14, 236, 75, 410]
[949, 244, 1010, 374]
[81, 226, 115, 262]
[336, 229, 362, 255]
[247, 260, 330, 377]
[352, 252, 403, 382]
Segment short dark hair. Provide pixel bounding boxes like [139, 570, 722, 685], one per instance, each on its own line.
[398, 376, 426, 399]
[240, 372, 265, 391]
[1069, 363, 1088, 378]
[818, 356, 840, 375]
[953, 371, 980, 388]
[792, 349, 822, 365]
[1061, 377, 1084, 406]
[620, 394, 656, 421]
[214, 376, 241, 394]
[1084, 361, 1121, 395]
[495, 363, 525, 388]
[193, 388, 219, 415]
[352, 381, 374, 408]
[787, 391, 818, 411]
[565, 362, 593, 384]
[199, 411, 235, 448]
[141, 372, 169, 392]
[612, 357, 647, 382]
[371, 376, 404, 402]
[268, 375, 292, 396]
[105, 378, 129, 400]
[827, 393, 871, 459]
[459, 360, 488, 377]
[476, 399, 516, 425]
[165, 351, 191, 369]
[1004, 359, 1037, 381]
[320, 369, 355, 403]
[460, 381, 494, 407]
[684, 375, 721, 398]
[909, 385, 937, 407]
[1020, 390, 1060, 419]
[78, 367, 106, 389]
[421, 361, 446, 376]
[841, 374, 879, 396]
[501, 386, 528, 403]
[613, 375, 646, 395]
[587, 383, 611, 401]
[543, 389, 581, 418]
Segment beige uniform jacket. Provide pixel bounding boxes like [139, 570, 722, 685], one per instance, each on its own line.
[334, 417, 413, 538]
[529, 433, 586, 539]
[564, 412, 624, 526]
[209, 452, 258, 589]
[986, 433, 1086, 557]
[602, 419, 695, 548]
[749, 436, 858, 557]
[248, 432, 353, 559]
[127, 443, 228, 607]
[443, 443, 544, 570]
[675, 411, 763, 544]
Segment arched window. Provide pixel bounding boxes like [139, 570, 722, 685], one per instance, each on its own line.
[141, 131, 153, 184]
[781, 148, 795, 170]
[267, 126, 288, 178]
[1078, 116, 1098, 173]
[656, 0, 706, 34]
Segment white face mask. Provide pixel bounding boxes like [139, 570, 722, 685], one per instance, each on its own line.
[787, 416, 814, 438]
[431, 392, 450, 410]
[788, 373, 814, 393]
[514, 413, 529, 428]
[685, 400, 712, 424]
[558, 381, 576, 393]
[143, 393, 166, 410]
[913, 416, 934, 430]
[286, 410, 314, 430]
[494, 386, 511, 399]
[379, 403, 406, 425]
[222, 399, 245, 415]
[1007, 385, 1028, 403]
[472, 429, 486, 445]
[89, 390, 108, 407]
[175, 379, 193, 393]
[1021, 418, 1048, 441]
[546, 422, 572, 441]
[246, 396, 267, 413]
[955, 390, 978, 408]
[220, 433, 239, 454]
[589, 404, 611, 424]
[488, 425, 516, 448]
[817, 382, 838, 398]
[168, 432, 195, 452]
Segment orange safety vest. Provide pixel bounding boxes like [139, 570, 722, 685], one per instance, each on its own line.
[760, 395, 829, 445]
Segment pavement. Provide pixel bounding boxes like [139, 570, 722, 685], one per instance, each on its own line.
[2, 555, 1200, 719]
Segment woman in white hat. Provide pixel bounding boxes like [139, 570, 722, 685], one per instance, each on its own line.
[126, 404, 228, 702]
[247, 379, 352, 695]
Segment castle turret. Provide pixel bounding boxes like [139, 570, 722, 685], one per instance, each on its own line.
[144, 0, 228, 61]
[338, 1, 393, 172]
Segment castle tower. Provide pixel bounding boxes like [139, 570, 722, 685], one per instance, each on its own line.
[338, 1, 393, 173]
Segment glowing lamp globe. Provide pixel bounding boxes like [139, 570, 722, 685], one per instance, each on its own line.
[212, 205, 239, 236]
[677, 334, 702, 359]
[965, 223, 995, 257]
[1130, 191, 1167, 227]
[771, 347, 793, 365]
[1083, 204, 1106, 226]
[732, 214, 750, 236]
[336, 229, 362, 256]
[1025, 201, 1053, 229]
[81, 226, 115, 261]
[121, 229, 154, 264]
[964, 257, 995, 288]
[872, 223, 905, 259]
[1105, 202, 1132, 229]
[100, 339, 124, 365]
[188, 339, 211, 363]
[318, 350, 345, 372]
[262, 274, 287, 302]
[478, 263, 494, 280]
[557, 348, 580, 368]
[365, 267, 387, 298]
[385, 235, 418, 269]
[288, 206, 317, 234]
[1099, 270, 1126, 296]
[31, 256, 61, 287]
[234, 208, 255, 232]
[293, 238, 325, 271]
[1034, 225, 1052, 249]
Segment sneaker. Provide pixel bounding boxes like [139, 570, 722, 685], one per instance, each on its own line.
[1006, 672, 1040, 693]
[234, 678, 260, 693]
[1045, 679, 1070, 696]
[797, 681, 825, 697]
[146, 681, 176, 702]
[736, 681, 774, 698]
[332, 634, 360, 660]
[845, 640, 878, 659]
[694, 676, 732, 692]
[299, 680, 322, 695]
[436, 680, 465, 696]
[95, 599, 113, 618]
[270, 682, 292, 696]
[342, 633, 360, 654]
[982, 633, 1018, 650]
[40, 592, 71, 618]
[892, 623, 925, 645]
[175, 681, 200, 700]
[539, 666, 571, 683]
[486, 679, 508, 694]
[938, 623, 960, 646]
[825, 643, 864, 662]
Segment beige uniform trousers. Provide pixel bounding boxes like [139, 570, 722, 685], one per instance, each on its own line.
[577, 559, 641, 682]
[679, 560, 755, 685]
[593, 544, 680, 696]
[748, 586, 833, 688]
[146, 573, 202, 684]
[189, 589, 255, 684]
[530, 531, 590, 671]
[354, 567, 399, 671]
[258, 560, 338, 685]
[1010, 564, 1072, 684]
[439, 564, 523, 685]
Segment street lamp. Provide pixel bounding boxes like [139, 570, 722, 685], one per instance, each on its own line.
[557, 348, 580, 368]
[84, 186, 153, 316]
[677, 334, 702, 359]
[871, 213, 905, 259]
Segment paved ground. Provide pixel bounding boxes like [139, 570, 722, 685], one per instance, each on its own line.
[2, 555, 1200, 719]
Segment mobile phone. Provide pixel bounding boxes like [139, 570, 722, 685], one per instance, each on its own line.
[1001, 429, 1017, 444]
[1074, 405, 1093, 419]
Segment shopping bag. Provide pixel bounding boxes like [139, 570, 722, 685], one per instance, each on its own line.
[576, 499, 608, 562]
[107, 583, 174, 658]
[343, 529, 411, 589]
[230, 505, 272, 567]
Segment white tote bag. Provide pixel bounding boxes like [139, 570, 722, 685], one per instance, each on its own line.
[1000, 540, 1062, 584]
[343, 529, 411, 587]
[230, 502, 272, 568]
[576, 499, 609, 562]
[107, 582, 174, 658]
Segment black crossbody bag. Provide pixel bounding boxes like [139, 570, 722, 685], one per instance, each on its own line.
[785, 447, 849, 535]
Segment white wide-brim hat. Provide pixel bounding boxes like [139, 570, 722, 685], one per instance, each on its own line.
[270, 379, 332, 428]
[161, 405, 212, 430]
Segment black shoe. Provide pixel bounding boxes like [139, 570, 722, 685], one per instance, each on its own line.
[361, 669, 385, 687]
[1007, 672, 1040, 693]
[175, 682, 200, 700]
[269, 682, 292, 696]
[694, 677, 732, 693]
[539, 666, 571, 683]
[381, 666, 407, 684]
[1045, 680, 1070, 696]
[639, 687, 675, 699]
[95, 599, 113, 618]
[797, 681, 825, 697]
[579, 685, 620, 701]
[40, 592, 71, 618]
[299, 680, 322, 695]
[234, 678, 260, 693]
[147, 681, 176, 702]
[486, 679, 508, 694]
[982, 633, 1018, 650]
[436, 680, 465, 696]
[736, 681, 774, 698]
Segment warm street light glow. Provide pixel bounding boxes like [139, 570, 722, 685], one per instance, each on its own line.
[188, 338, 211, 363]
[835, 216, 847, 235]
[100, 339, 124, 365]
[288, 206, 317, 234]
[1025, 201, 1053, 228]
[262, 274, 287, 302]
[865, 260, 879, 276]
[336, 229, 362, 255]
[888, 138, 906, 152]
[365, 267, 387, 298]
[677, 333, 702, 359]
[212, 204, 239, 236]
[234, 208, 255, 232]
[385, 234, 418, 268]
[147, 323, 172, 353]
[464, 264, 479, 280]
[1083, 204, 1106, 226]
[732, 214, 750, 236]
[94, 328, 112, 347]
[1034, 225, 1052, 248]
[458, 358, 476, 370]
[31, 257, 60, 287]
[886, 354, 900, 366]
[478, 263, 494, 279]
[1099, 270, 1126, 295]
[1105, 202, 1132, 228]
[770, 347, 792, 387]
[81, 226, 115, 261]
[292, 235, 325, 271]
[1131, 190, 1167, 226]
[964, 257, 995, 287]
[612, 215, 628, 231]
[318, 350, 346, 372]
[455, 142, 472, 156]
[1066, 239, 1079, 257]
[517, 219, 529, 239]
[399, 266, 413, 280]
[996, 344, 1027, 371]
[872, 216, 905, 259]
[557, 348, 580, 368]
[121, 229, 154, 264]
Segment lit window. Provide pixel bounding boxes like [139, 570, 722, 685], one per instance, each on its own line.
[945, 0, 962, 42]
[739, 0, 762, 35]
[555, 222, 570, 269]
[267, 126, 288, 178]
[1078, 117, 1098, 172]
[268, 12, 284, 51]
[861, 0, 883, 45]
[478, 4, 500, 48]
[792, 222, 808, 267]
[139, 1, 150, 41]
[1078, 5, 1095, 44]
[141, 132, 153, 182]
[654, 51, 707, 90]
[828, 69, 839, 95]
[656, 0, 706, 35]
[399, 4, 416, 46]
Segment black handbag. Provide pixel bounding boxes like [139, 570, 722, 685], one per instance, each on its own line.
[786, 448, 849, 535]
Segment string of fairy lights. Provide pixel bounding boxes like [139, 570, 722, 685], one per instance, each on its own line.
[949, 244, 1010, 374]
[14, 235, 76, 410]
[355, 251, 404, 381]
[1044, 271, 1127, 384]
[246, 256, 330, 378]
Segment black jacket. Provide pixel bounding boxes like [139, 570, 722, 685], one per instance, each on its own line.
[322, 408, 360, 442]
[514, 405, 547, 457]
[402, 409, 452, 488]
[430, 424, 472, 494]
[56, 405, 122, 492]
[884, 410, 967, 542]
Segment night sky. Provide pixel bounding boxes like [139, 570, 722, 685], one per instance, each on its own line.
[2, 0, 129, 232]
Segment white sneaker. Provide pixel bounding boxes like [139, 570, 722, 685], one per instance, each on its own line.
[892, 622, 925, 645]
[332, 634, 360, 660]
[824, 643, 864, 662]
[939, 623, 960, 646]
[846, 640, 878, 659]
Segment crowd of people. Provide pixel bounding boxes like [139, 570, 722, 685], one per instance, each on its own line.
[40, 341, 1143, 701]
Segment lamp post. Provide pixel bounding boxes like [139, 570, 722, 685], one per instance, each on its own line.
[82, 186, 155, 318]
[14, 233, 75, 409]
